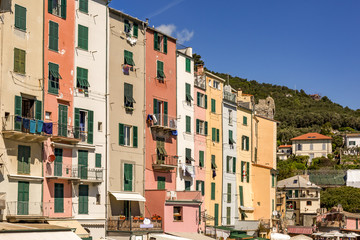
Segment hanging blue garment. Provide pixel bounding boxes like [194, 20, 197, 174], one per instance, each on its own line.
[212, 169, 217, 178]
[37, 120, 44, 133]
[172, 130, 178, 136]
[23, 118, 30, 130]
[29, 120, 36, 133]
[15, 116, 22, 122]
[43, 122, 53, 134]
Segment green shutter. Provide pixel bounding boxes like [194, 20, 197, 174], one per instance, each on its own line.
[241, 161, 244, 182]
[197, 92, 200, 106]
[216, 129, 220, 142]
[49, 21, 59, 51]
[196, 119, 200, 134]
[199, 151, 204, 167]
[226, 156, 230, 173]
[243, 116, 247, 125]
[54, 148, 63, 176]
[272, 175, 275, 187]
[272, 199, 275, 212]
[157, 61, 165, 78]
[201, 181, 205, 196]
[186, 116, 191, 133]
[214, 204, 219, 226]
[239, 186, 244, 206]
[154, 32, 158, 50]
[124, 50, 135, 66]
[79, 0, 88, 13]
[229, 130, 233, 144]
[54, 183, 64, 213]
[74, 108, 80, 138]
[35, 100, 42, 120]
[185, 181, 191, 191]
[133, 23, 138, 37]
[153, 99, 158, 114]
[79, 185, 88, 214]
[78, 150, 88, 180]
[48, 0, 52, 13]
[124, 163, 133, 191]
[163, 35, 167, 53]
[61, 0, 67, 18]
[78, 25, 88, 50]
[18, 145, 30, 174]
[211, 99, 216, 112]
[14, 95, 22, 130]
[227, 183, 231, 203]
[233, 157, 236, 173]
[242, 136, 245, 150]
[119, 123, 124, 145]
[204, 95, 207, 109]
[77, 67, 89, 89]
[17, 181, 29, 215]
[185, 83, 192, 102]
[227, 207, 231, 225]
[196, 180, 200, 191]
[20, 49, 25, 73]
[58, 105, 68, 137]
[186, 58, 191, 72]
[95, 153, 101, 168]
[133, 126, 138, 148]
[87, 110, 93, 144]
[246, 162, 250, 183]
[163, 101, 168, 126]
[157, 176, 165, 190]
[295, 190, 299, 198]
[211, 182, 215, 200]
[48, 62, 60, 94]
[212, 128, 216, 141]
[246, 136, 249, 150]
[205, 121, 208, 135]
[14, 48, 25, 74]
[15, 5, 26, 31]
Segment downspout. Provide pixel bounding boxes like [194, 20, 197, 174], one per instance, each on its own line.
[105, 1, 110, 227]
[41, 0, 45, 207]
[221, 98, 224, 226]
[143, 20, 147, 217]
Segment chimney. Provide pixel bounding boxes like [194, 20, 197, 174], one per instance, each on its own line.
[196, 64, 204, 75]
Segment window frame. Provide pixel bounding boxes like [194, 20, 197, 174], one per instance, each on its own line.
[14, 48, 26, 74]
[14, 4, 26, 31]
[79, 0, 88, 13]
[77, 24, 89, 51]
[173, 206, 183, 221]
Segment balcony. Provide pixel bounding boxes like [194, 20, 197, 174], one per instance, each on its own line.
[51, 122, 81, 144]
[1, 115, 48, 142]
[166, 190, 202, 203]
[107, 217, 163, 232]
[150, 114, 177, 131]
[45, 163, 79, 180]
[223, 91, 237, 103]
[6, 201, 49, 222]
[152, 154, 178, 171]
[194, 74, 206, 90]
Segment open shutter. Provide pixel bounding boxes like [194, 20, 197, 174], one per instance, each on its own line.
[197, 92, 200, 106]
[35, 100, 42, 120]
[229, 130, 232, 144]
[199, 151, 204, 167]
[87, 110, 93, 144]
[154, 32, 158, 50]
[186, 116, 191, 133]
[201, 181, 205, 196]
[119, 123, 124, 145]
[196, 119, 199, 134]
[239, 186, 244, 206]
[246, 162, 250, 182]
[61, 0, 67, 19]
[226, 156, 230, 173]
[241, 161, 244, 182]
[212, 128, 216, 141]
[133, 126, 138, 148]
[20, 49, 26, 73]
[14, 95, 22, 130]
[48, 0, 52, 13]
[163, 36, 167, 53]
[133, 23, 138, 37]
[153, 99, 158, 114]
[74, 108, 80, 138]
[205, 121, 208, 135]
[96, 153, 101, 168]
[233, 157, 236, 173]
[216, 129, 220, 142]
[163, 101, 168, 127]
[204, 95, 207, 109]
[246, 137, 249, 150]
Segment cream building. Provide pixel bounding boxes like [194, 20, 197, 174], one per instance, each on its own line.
[291, 133, 332, 163]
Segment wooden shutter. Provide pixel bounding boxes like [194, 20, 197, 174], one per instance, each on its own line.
[214, 204, 219, 226]
[74, 108, 80, 138]
[185, 181, 191, 191]
[246, 136, 249, 150]
[229, 130, 232, 144]
[78, 150, 88, 180]
[54, 148, 63, 176]
[216, 129, 220, 142]
[196, 180, 200, 191]
[241, 161, 244, 182]
[227, 183, 231, 203]
[185, 83, 190, 98]
[133, 23, 138, 37]
[79, 185, 88, 214]
[226, 156, 230, 173]
[15, 5, 26, 31]
[95, 153, 101, 168]
[87, 110, 93, 144]
[133, 126, 138, 148]
[54, 183, 64, 213]
[212, 128, 216, 141]
[157, 176, 165, 190]
[201, 181, 205, 196]
[211, 182, 215, 200]
[17, 181, 29, 215]
[35, 100, 42, 120]
[196, 119, 199, 134]
[154, 31, 158, 50]
[119, 123, 124, 145]
[204, 95, 207, 109]
[186, 116, 191, 133]
[14, 95, 22, 130]
[227, 207, 231, 225]
[242, 136, 245, 150]
[163, 101, 168, 126]
[48, 0, 52, 13]
[14, 48, 20, 73]
[153, 99, 158, 114]
[199, 151, 204, 167]
[246, 162, 250, 182]
[163, 36, 167, 53]
[233, 157, 236, 173]
[204, 121, 208, 135]
[19, 49, 26, 73]
[124, 163, 133, 191]
[239, 186, 244, 206]
[61, 0, 67, 19]
[186, 58, 191, 72]
[197, 92, 200, 106]
[49, 21, 59, 51]
[211, 99, 215, 112]
[78, 25, 88, 50]
[79, 0, 88, 13]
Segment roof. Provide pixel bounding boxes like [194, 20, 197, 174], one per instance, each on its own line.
[277, 175, 320, 189]
[279, 145, 292, 148]
[109, 8, 147, 25]
[343, 211, 360, 219]
[345, 133, 360, 137]
[291, 132, 332, 141]
[147, 26, 177, 41]
[0, 231, 81, 240]
[0, 222, 70, 232]
[309, 171, 346, 186]
[205, 71, 226, 82]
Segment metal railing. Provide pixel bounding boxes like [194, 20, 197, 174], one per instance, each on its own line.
[194, 74, 206, 89]
[45, 163, 103, 181]
[223, 91, 237, 103]
[107, 217, 162, 232]
[45, 162, 75, 178]
[152, 154, 178, 167]
[52, 122, 80, 139]
[2, 115, 46, 135]
[6, 201, 50, 217]
[152, 113, 177, 129]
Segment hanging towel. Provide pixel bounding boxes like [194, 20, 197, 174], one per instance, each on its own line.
[152, 114, 157, 124]
[15, 115, 22, 122]
[212, 169, 217, 178]
[29, 120, 36, 133]
[147, 114, 153, 121]
[37, 120, 44, 133]
[43, 122, 53, 135]
[23, 118, 30, 130]
[123, 65, 130, 75]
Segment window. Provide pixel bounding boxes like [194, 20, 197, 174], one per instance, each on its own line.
[226, 207, 231, 225]
[79, 185, 88, 214]
[154, 31, 167, 53]
[229, 110, 233, 125]
[48, 0, 66, 19]
[133, 23, 138, 38]
[243, 116, 247, 125]
[156, 137, 166, 163]
[48, 62, 61, 94]
[185, 148, 193, 164]
[124, 83, 135, 110]
[124, 19, 131, 34]
[124, 125, 131, 146]
[239, 186, 244, 206]
[79, 0, 88, 13]
[226, 156, 232, 173]
[124, 50, 135, 66]
[185, 181, 191, 191]
[349, 141, 355, 146]
[297, 144, 302, 151]
[199, 151, 204, 168]
[96, 194, 101, 205]
[227, 183, 231, 203]
[306, 201, 312, 206]
[173, 206, 182, 221]
[14, 48, 26, 74]
[196, 180, 205, 196]
[15, 5, 26, 31]
[98, 122, 103, 132]
[78, 150, 88, 179]
[153, 99, 169, 126]
[272, 174, 276, 188]
[157, 176, 165, 190]
[45, 112, 51, 120]
[58, 104, 68, 137]
[49, 21, 59, 51]
[240, 161, 250, 183]
[214, 204, 219, 226]
[211, 98, 216, 113]
[18, 145, 30, 174]
[242, 136, 249, 151]
[185, 83, 192, 103]
[124, 163, 133, 191]
[54, 183, 64, 213]
[54, 148, 63, 177]
[310, 143, 313, 150]
[211, 182, 215, 200]
[213, 80, 219, 89]
[212, 128, 220, 142]
[196, 119, 205, 135]
[197, 92, 207, 108]
[74, 108, 93, 144]
[76, 67, 89, 90]
[229, 130, 235, 145]
[78, 24, 88, 50]
[157, 60, 165, 81]
[211, 155, 217, 170]
[186, 116, 191, 133]
[17, 181, 29, 215]
[185, 58, 191, 73]
[95, 153, 101, 168]
[294, 190, 299, 197]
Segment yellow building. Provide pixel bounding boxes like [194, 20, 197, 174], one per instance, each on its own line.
[204, 71, 225, 226]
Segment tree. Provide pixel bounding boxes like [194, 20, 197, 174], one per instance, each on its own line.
[320, 122, 332, 136]
[321, 187, 360, 212]
[192, 53, 204, 70]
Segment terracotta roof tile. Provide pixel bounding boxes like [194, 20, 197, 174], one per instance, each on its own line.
[279, 145, 292, 148]
[291, 132, 332, 141]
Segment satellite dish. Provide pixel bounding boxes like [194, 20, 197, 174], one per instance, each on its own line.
[48, 155, 55, 162]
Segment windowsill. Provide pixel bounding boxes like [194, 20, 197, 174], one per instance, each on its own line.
[13, 71, 26, 76]
[14, 27, 27, 33]
[173, 220, 183, 222]
[76, 47, 89, 52]
[48, 91, 59, 96]
[196, 105, 206, 109]
[196, 132, 206, 136]
[49, 13, 65, 20]
[185, 132, 191, 135]
[119, 144, 136, 149]
[48, 48, 59, 53]
[78, 9, 89, 15]
[155, 49, 167, 55]
[243, 124, 248, 126]
[211, 111, 216, 114]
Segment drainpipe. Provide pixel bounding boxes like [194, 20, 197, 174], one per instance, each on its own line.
[105, 1, 110, 228]
[221, 99, 224, 226]
[143, 19, 147, 217]
[41, 0, 45, 208]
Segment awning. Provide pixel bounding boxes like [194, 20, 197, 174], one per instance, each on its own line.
[0, 231, 81, 240]
[186, 94, 193, 102]
[110, 191, 146, 202]
[47, 220, 89, 238]
[150, 233, 190, 240]
[229, 233, 253, 239]
[167, 232, 215, 240]
[240, 206, 254, 211]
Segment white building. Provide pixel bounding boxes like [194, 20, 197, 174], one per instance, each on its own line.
[344, 133, 360, 155]
[291, 133, 332, 163]
[73, 1, 108, 239]
[277, 145, 292, 160]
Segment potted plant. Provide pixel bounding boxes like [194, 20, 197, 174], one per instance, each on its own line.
[119, 215, 126, 220]
[151, 214, 159, 220]
[133, 216, 139, 220]
[139, 216, 144, 220]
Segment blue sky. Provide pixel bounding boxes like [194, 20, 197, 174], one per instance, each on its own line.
[110, 0, 360, 110]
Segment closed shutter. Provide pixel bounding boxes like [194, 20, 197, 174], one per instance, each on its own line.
[272, 175, 274, 187]
[74, 108, 80, 138]
[78, 150, 88, 180]
[214, 204, 219, 226]
[79, 185, 88, 214]
[124, 163, 133, 191]
[54, 148, 63, 176]
[226, 207, 231, 225]
[216, 129, 220, 142]
[78, 25, 88, 50]
[157, 176, 165, 190]
[186, 116, 191, 133]
[14, 48, 25, 74]
[212, 128, 216, 141]
[242, 136, 245, 150]
[14, 95, 22, 130]
[153, 99, 158, 114]
[204, 95, 207, 109]
[204, 121, 208, 135]
[241, 161, 244, 182]
[186, 58, 191, 72]
[79, 0, 88, 13]
[246, 162, 250, 182]
[185, 83, 192, 101]
[133, 23, 138, 37]
[17, 181, 29, 215]
[211, 99, 216, 112]
[58, 105, 68, 137]
[35, 100, 42, 120]
[196, 119, 199, 134]
[196, 180, 200, 191]
[239, 186, 244, 206]
[119, 123, 124, 145]
[95, 153, 101, 168]
[201, 181, 205, 196]
[61, 0, 67, 19]
[154, 32, 158, 50]
[197, 92, 200, 106]
[246, 136, 249, 150]
[185, 148, 191, 162]
[226, 156, 230, 173]
[163, 101, 168, 126]
[133, 126, 138, 148]
[48, 0, 52, 13]
[233, 157, 236, 173]
[54, 183, 64, 213]
[211, 182, 215, 200]
[243, 116, 247, 125]
[163, 36, 167, 53]
[15, 5, 26, 31]
[18, 145, 30, 174]
[49, 21, 59, 51]
[295, 190, 299, 197]
[199, 151, 204, 167]
[87, 110, 93, 144]
[227, 183, 231, 203]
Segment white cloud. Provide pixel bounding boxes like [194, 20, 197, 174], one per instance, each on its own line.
[156, 24, 177, 36]
[147, 0, 184, 19]
[156, 24, 194, 44]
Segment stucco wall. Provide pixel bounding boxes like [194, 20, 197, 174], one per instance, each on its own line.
[164, 203, 200, 232]
[292, 140, 332, 161]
